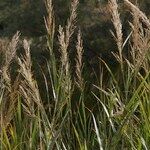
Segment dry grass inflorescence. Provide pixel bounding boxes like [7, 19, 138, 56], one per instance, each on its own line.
[0, 0, 150, 149]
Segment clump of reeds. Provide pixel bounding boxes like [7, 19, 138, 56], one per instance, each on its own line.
[1, 0, 150, 149]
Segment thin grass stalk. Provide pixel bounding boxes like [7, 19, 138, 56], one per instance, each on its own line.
[92, 113, 104, 150]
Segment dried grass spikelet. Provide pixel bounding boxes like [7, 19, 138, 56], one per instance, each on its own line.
[108, 0, 123, 62]
[59, 0, 78, 75]
[0, 32, 20, 132]
[76, 30, 84, 89]
[2, 31, 20, 90]
[58, 26, 70, 76]
[18, 39, 43, 116]
[19, 39, 32, 82]
[45, 0, 54, 33]
[58, 25, 72, 94]
[0, 38, 9, 55]
[0, 79, 20, 132]
[124, 0, 150, 28]
[66, 0, 78, 41]
[58, 0, 78, 94]
[131, 24, 150, 73]
[44, 0, 55, 48]
[0, 38, 9, 78]
[129, 9, 140, 65]
[125, 0, 150, 72]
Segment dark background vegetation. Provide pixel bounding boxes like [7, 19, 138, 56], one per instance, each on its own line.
[0, 0, 150, 66]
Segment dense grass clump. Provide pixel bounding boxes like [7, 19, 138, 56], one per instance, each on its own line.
[0, 0, 150, 149]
